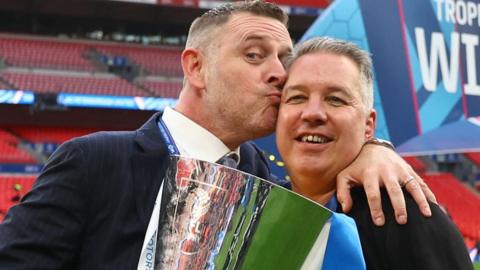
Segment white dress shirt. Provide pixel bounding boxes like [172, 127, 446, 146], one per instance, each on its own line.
[162, 106, 240, 164]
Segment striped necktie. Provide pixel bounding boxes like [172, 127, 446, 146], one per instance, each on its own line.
[216, 152, 239, 168]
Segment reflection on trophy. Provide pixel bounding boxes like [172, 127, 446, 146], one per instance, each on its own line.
[154, 156, 333, 270]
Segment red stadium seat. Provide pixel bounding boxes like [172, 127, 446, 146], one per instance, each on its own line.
[423, 173, 480, 240]
[0, 142, 36, 164]
[0, 129, 20, 144]
[11, 126, 99, 144]
[0, 175, 36, 222]
[464, 152, 480, 167]
[0, 130, 36, 164]
[403, 156, 426, 173]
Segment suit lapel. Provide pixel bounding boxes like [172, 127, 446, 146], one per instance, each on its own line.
[131, 112, 170, 226]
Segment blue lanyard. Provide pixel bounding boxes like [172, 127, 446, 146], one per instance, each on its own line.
[157, 119, 180, 155]
[325, 195, 338, 211]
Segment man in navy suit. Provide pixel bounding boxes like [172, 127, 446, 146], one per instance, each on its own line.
[0, 1, 436, 269]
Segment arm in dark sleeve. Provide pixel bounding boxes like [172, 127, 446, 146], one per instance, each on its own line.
[0, 139, 90, 269]
[347, 187, 473, 270]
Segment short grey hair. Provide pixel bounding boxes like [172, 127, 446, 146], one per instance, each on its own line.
[286, 37, 374, 111]
[185, 0, 288, 51]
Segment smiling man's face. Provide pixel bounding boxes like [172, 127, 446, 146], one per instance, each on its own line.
[276, 51, 376, 193]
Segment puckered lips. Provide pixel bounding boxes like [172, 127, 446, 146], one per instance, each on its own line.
[267, 91, 282, 105]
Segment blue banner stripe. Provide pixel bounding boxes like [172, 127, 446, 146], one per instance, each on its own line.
[419, 79, 463, 133]
[441, 99, 466, 126]
[322, 213, 365, 270]
[359, 0, 420, 143]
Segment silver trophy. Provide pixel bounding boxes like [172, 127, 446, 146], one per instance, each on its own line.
[154, 156, 333, 270]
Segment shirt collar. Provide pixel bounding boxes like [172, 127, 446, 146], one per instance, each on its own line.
[161, 107, 240, 164]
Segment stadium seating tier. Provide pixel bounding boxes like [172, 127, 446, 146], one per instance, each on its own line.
[0, 37, 96, 71]
[403, 156, 426, 173]
[423, 173, 480, 240]
[11, 126, 99, 144]
[2, 71, 147, 97]
[0, 130, 36, 164]
[465, 152, 480, 167]
[94, 44, 183, 76]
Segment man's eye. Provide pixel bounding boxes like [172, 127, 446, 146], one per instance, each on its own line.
[326, 96, 347, 106]
[246, 52, 262, 60]
[286, 95, 306, 104]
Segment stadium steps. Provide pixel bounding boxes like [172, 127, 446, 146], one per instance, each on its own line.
[93, 43, 183, 77]
[135, 76, 183, 98]
[0, 75, 16, 90]
[0, 129, 37, 164]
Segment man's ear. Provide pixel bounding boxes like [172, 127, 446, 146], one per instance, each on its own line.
[181, 48, 205, 89]
[365, 109, 377, 140]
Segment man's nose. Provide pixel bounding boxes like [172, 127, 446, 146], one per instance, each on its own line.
[267, 58, 287, 89]
[301, 100, 327, 124]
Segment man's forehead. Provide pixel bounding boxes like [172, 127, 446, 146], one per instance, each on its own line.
[286, 53, 361, 93]
[225, 13, 292, 46]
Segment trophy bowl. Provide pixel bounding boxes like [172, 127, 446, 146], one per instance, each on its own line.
[154, 156, 334, 270]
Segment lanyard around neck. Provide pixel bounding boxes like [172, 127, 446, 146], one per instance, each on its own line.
[139, 119, 178, 270]
[157, 119, 180, 155]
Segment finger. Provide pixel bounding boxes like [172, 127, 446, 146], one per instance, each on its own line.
[363, 177, 385, 226]
[336, 173, 353, 213]
[404, 172, 432, 217]
[412, 172, 437, 204]
[384, 173, 407, 224]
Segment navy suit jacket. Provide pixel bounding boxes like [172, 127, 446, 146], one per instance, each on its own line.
[0, 112, 276, 269]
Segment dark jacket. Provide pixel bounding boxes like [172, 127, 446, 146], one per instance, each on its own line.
[346, 188, 473, 270]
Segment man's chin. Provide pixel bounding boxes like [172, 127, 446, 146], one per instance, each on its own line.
[249, 121, 275, 140]
[254, 126, 275, 139]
